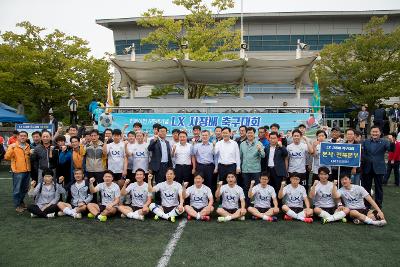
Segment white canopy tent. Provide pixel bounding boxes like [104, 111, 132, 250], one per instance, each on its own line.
[111, 55, 318, 99]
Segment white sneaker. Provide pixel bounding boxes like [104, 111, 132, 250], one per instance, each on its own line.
[137, 215, 145, 221]
[57, 211, 65, 217]
[47, 213, 56, 218]
[30, 213, 37, 218]
[376, 220, 387, 227]
[121, 213, 127, 218]
[73, 213, 82, 219]
[217, 216, 225, 222]
[238, 216, 246, 221]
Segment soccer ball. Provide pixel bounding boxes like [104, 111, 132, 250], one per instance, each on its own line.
[99, 113, 113, 128]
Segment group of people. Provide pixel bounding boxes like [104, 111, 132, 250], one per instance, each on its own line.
[4, 120, 394, 226]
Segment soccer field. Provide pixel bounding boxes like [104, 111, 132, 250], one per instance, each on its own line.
[0, 170, 399, 267]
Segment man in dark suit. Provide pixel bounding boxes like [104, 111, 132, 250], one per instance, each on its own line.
[361, 125, 395, 208]
[266, 132, 288, 193]
[372, 105, 387, 134]
[148, 126, 172, 184]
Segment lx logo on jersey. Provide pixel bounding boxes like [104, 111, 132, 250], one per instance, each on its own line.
[103, 192, 112, 199]
[259, 195, 269, 201]
[193, 196, 204, 202]
[321, 193, 332, 198]
[111, 150, 121, 156]
[133, 192, 145, 199]
[226, 195, 236, 201]
[135, 151, 145, 157]
[290, 151, 303, 157]
[164, 192, 175, 199]
[288, 194, 301, 203]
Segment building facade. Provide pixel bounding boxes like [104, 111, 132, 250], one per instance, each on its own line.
[96, 10, 400, 104]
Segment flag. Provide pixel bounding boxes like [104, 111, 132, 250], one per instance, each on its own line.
[311, 76, 321, 113]
[106, 79, 113, 113]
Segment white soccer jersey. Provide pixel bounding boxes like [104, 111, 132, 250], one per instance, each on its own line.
[126, 182, 150, 207]
[154, 181, 182, 207]
[287, 142, 308, 173]
[96, 182, 120, 206]
[131, 143, 150, 172]
[338, 185, 369, 210]
[220, 184, 245, 210]
[252, 184, 276, 209]
[313, 181, 335, 208]
[282, 184, 307, 208]
[106, 142, 125, 173]
[186, 184, 213, 209]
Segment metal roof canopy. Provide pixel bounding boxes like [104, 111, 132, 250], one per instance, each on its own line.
[111, 56, 317, 91]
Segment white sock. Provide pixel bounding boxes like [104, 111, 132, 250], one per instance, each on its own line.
[318, 210, 331, 219]
[127, 210, 141, 219]
[297, 211, 306, 221]
[196, 212, 201, 220]
[287, 209, 304, 221]
[63, 207, 74, 216]
[149, 203, 168, 219]
[329, 211, 346, 222]
[262, 215, 270, 220]
[364, 217, 375, 225]
[167, 207, 183, 218]
[225, 215, 232, 221]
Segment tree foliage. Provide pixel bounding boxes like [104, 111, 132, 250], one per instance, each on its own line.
[138, 0, 241, 98]
[0, 21, 111, 122]
[315, 16, 400, 111]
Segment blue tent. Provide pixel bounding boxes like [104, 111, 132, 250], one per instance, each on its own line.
[0, 102, 17, 113]
[0, 107, 28, 122]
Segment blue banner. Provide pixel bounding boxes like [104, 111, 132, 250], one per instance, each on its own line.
[319, 142, 361, 167]
[98, 112, 322, 136]
[16, 123, 54, 142]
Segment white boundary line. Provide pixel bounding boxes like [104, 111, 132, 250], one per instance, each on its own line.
[156, 218, 187, 267]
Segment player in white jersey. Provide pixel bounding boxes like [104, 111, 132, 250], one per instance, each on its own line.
[87, 170, 120, 222]
[337, 174, 387, 226]
[183, 172, 214, 221]
[278, 172, 313, 223]
[57, 169, 92, 219]
[247, 171, 279, 222]
[118, 169, 152, 221]
[309, 167, 347, 224]
[148, 168, 184, 223]
[215, 173, 246, 222]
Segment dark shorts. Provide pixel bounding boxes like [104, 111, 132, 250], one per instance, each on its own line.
[99, 205, 107, 213]
[253, 206, 270, 214]
[130, 205, 142, 212]
[126, 169, 134, 180]
[113, 173, 123, 181]
[221, 207, 238, 214]
[193, 206, 206, 213]
[319, 207, 336, 215]
[351, 208, 368, 216]
[288, 207, 304, 214]
[162, 206, 177, 214]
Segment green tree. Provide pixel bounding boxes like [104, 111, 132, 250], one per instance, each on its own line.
[138, 0, 241, 99]
[0, 21, 111, 122]
[315, 16, 400, 112]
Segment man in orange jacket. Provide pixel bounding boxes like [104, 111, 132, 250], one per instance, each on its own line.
[4, 131, 31, 213]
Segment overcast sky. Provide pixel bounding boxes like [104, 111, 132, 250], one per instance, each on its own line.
[1, 0, 399, 58]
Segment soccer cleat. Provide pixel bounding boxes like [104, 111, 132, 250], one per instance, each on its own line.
[57, 211, 65, 217]
[238, 216, 246, 221]
[252, 216, 259, 220]
[46, 213, 56, 218]
[376, 220, 387, 227]
[74, 213, 82, 219]
[121, 214, 127, 218]
[353, 219, 361, 225]
[170, 216, 176, 223]
[187, 215, 192, 220]
[30, 213, 37, 218]
[217, 216, 226, 222]
[201, 215, 210, 221]
[303, 217, 313, 223]
[154, 215, 159, 221]
[87, 213, 95, 219]
[322, 218, 329, 224]
[284, 214, 293, 221]
[137, 215, 145, 221]
[267, 216, 278, 222]
[341, 218, 347, 223]
[98, 215, 107, 222]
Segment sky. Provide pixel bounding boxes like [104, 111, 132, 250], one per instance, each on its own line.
[1, 0, 400, 58]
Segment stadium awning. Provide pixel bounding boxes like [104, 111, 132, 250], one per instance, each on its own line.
[111, 56, 318, 88]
